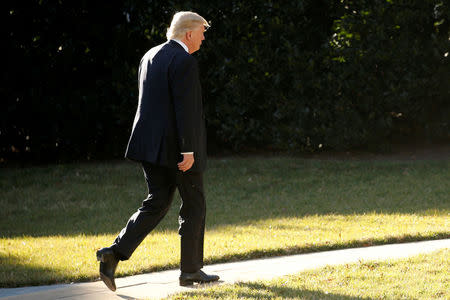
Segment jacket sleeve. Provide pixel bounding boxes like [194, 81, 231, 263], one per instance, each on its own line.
[170, 55, 200, 153]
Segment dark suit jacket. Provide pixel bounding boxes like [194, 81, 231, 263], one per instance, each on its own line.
[125, 40, 207, 172]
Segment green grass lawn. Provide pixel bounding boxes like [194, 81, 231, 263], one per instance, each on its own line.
[0, 156, 449, 287]
[169, 249, 449, 299]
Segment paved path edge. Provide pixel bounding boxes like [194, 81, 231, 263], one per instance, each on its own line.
[0, 239, 449, 300]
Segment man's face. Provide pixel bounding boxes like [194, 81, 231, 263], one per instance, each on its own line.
[186, 24, 206, 54]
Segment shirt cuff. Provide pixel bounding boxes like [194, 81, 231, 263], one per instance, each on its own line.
[181, 152, 194, 154]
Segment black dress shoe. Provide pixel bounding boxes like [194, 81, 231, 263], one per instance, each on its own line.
[179, 269, 220, 286]
[96, 247, 119, 291]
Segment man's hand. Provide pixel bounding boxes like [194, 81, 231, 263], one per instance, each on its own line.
[178, 153, 194, 172]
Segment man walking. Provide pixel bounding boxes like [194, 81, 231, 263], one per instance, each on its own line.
[96, 11, 219, 291]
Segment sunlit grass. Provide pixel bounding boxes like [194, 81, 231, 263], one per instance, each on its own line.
[0, 157, 449, 287]
[169, 249, 449, 299]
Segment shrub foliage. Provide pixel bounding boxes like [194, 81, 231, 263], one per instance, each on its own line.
[3, 0, 449, 162]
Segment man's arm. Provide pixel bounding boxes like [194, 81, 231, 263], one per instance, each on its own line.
[170, 55, 200, 171]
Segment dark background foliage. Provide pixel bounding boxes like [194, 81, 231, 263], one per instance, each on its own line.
[2, 0, 449, 163]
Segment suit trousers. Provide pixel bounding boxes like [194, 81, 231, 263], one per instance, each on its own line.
[112, 162, 206, 273]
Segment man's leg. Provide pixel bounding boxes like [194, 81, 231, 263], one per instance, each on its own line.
[112, 162, 177, 259]
[97, 162, 176, 291]
[176, 171, 219, 286]
[176, 171, 206, 273]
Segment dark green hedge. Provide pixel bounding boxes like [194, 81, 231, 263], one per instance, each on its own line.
[2, 0, 449, 162]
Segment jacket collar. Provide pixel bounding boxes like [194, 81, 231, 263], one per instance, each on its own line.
[168, 40, 188, 53]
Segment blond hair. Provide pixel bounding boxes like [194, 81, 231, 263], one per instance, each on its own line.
[166, 11, 209, 40]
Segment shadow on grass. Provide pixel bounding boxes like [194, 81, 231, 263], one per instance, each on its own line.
[0, 253, 69, 288]
[1, 158, 449, 238]
[1, 159, 449, 287]
[179, 281, 372, 299]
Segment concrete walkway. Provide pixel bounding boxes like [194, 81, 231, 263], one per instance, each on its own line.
[1, 239, 448, 300]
